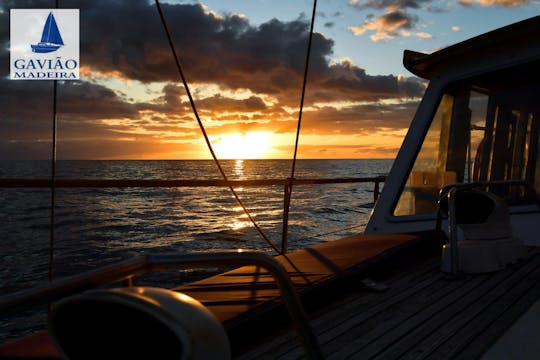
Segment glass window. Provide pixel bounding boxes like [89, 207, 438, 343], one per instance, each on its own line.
[394, 63, 540, 216]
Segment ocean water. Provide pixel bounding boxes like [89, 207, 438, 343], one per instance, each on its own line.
[0, 159, 392, 343]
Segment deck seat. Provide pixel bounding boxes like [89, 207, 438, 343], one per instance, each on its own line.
[440, 189, 527, 273]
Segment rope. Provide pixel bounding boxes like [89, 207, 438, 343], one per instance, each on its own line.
[282, 0, 318, 252]
[306, 223, 367, 242]
[49, 0, 59, 283]
[290, 0, 317, 178]
[154, 0, 280, 255]
[49, 81, 57, 282]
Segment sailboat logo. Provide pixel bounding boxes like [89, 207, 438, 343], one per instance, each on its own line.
[31, 12, 64, 53]
[10, 9, 80, 80]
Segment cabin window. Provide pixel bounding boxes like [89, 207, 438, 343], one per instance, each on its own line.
[394, 67, 540, 217]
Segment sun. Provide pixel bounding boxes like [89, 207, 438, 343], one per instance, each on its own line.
[212, 132, 273, 159]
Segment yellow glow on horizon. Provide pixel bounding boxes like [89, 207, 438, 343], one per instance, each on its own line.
[211, 131, 274, 159]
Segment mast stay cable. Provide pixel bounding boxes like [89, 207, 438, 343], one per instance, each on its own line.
[154, 0, 280, 254]
[282, 0, 318, 252]
[290, 0, 318, 178]
[49, 0, 60, 283]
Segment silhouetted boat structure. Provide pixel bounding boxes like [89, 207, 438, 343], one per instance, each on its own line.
[31, 12, 64, 53]
[1, 10, 540, 360]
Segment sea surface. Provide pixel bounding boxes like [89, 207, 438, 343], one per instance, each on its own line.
[0, 159, 392, 343]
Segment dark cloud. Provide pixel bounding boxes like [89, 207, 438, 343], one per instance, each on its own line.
[351, 0, 431, 10]
[298, 60, 425, 104]
[58, 82, 139, 119]
[197, 95, 267, 112]
[348, 0, 441, 41]
[0, 78, 143, 159]
[299, 100, 419, 135]
[1, 80, 138, 120]
[349, 9, 420, 41]
[73, 1, 334, 90]
[383, 10, 416, 30]
[145, 84, 186, 114]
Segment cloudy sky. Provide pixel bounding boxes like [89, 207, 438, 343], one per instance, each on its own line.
[1, 0, 538, 160]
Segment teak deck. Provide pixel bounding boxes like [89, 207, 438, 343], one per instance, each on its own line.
[238, 247, 540, 359]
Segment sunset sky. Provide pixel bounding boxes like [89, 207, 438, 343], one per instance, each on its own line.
[1, 0, 538, 160]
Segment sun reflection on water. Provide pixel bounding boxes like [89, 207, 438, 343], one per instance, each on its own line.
[234, 159, 244, 179]
[229, 220, 252, 230]
[228, 159, 251, 230]
[229, 204, 252, 230]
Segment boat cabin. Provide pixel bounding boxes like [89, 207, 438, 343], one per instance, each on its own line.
[366, 16, 540, 248]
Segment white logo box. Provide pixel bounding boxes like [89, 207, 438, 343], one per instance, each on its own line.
[10, 9, 80, 80]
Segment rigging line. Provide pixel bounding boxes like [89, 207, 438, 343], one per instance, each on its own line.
[154, 0, 280, 255]
[49, 0, 59, 283]
[49, 81, 57, 282]
[290, 0, 317, 179]
[281, 0, 318, 254]
[305, 223, 368, 242]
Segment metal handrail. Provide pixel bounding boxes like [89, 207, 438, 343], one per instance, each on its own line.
[0, 175, 385, 255]
[437, 179, 540, 228]
[0, 176, 385, 206]
[439, 179, 540, 205]
[436, 179, 540, 275]
[0, 176, 385, 189]
[447, 187, 459, 275]
[0, 251, 323, 359]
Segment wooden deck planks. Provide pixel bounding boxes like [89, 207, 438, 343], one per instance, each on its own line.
[378, 250, 540, 360]
[274, 278, 448, 359]
[238, 258, 442, 360]
[237, 249, 540, 360]
[327, 270, 488, 359]
[427, 251, 540, 359]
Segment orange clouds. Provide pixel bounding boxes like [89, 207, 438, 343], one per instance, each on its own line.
[460, 0, 529, 6]
[349, 10, 419, 41]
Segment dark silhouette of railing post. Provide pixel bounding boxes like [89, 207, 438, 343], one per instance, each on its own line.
[281, 178, 293, 254]
[374, 179, 381, 203]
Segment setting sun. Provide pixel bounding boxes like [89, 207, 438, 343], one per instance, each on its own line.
[212, 132, 274, 159]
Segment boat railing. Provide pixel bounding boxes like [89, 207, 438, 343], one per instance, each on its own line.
[0, 251, 324, 359]
[0, 175, 386, 255]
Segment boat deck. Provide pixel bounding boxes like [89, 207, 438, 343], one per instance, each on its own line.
[0, 232, 436, 359]
[2, 233, 539, 359]
[238, 247, 540, 359]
